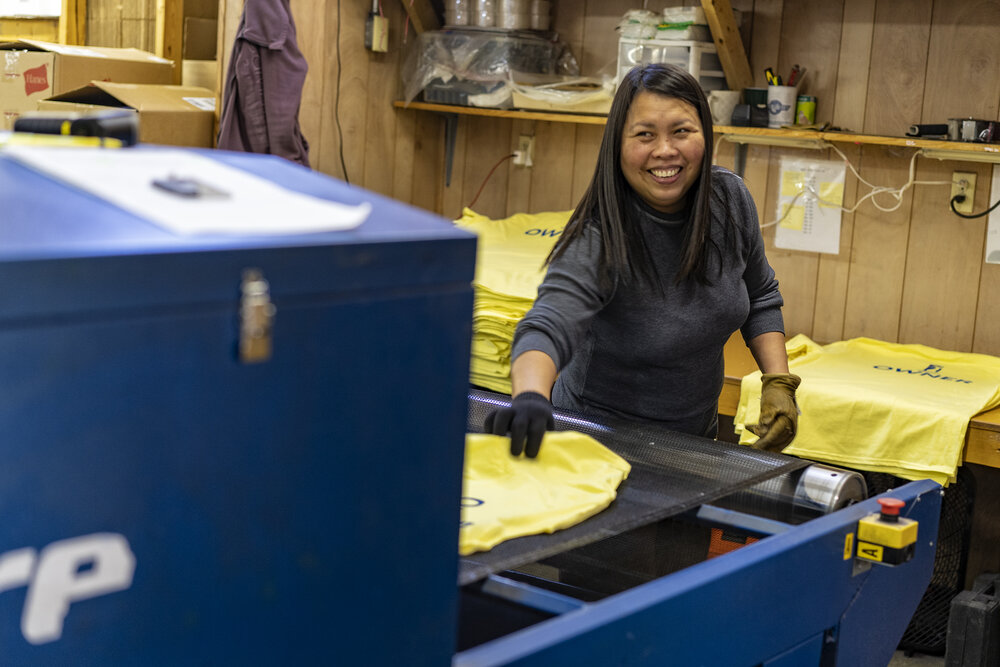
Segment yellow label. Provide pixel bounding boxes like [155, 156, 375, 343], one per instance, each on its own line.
[857, 542, 884, 562]
[843, 532, 854, 560]
[858, 514, 918, 549]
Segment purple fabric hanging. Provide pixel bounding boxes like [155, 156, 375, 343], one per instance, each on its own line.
[217, 0, 310, 167]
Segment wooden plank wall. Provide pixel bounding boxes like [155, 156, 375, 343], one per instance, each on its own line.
[288, 0, 1000, 361]
[0, 18, 58, 41]
[87, 0, 158, 50]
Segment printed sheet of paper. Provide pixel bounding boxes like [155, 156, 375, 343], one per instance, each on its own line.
[987, 165, 1000, 265]
[0, 0, 61, 17]
[774, 157, 846, 255]
[4, 146, 370, 236]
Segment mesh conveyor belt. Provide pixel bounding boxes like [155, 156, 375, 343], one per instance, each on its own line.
[460, 389, 811, 585]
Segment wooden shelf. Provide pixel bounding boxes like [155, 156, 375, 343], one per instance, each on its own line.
[394, 101, 1000, 163]
[394, 101, 608, 126]
[715, 126, 1000, 161]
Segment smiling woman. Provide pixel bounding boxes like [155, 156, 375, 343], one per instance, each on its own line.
[483, 63, 802, 462]
[619, 93, 706, 214]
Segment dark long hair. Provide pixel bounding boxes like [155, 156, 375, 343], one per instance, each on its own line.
[548, 63, 720, 289]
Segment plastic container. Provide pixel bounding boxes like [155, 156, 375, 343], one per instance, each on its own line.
[616, 38, 726, 91]
[445, 0, 470, 26]
[474, 0, 495, 27]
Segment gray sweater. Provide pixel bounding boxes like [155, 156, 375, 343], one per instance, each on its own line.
[512, 166, 784, 436]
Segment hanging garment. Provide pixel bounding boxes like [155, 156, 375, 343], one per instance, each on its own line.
[460, 431, 631, 556]
[735, 336, 1000, 485]
[455, 208, 572, 393]
[217, 0, 310, 167]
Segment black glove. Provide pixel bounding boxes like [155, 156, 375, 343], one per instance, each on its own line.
[484, 391, 555, 458]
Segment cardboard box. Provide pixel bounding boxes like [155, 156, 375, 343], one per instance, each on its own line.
[183, 16, 217, 60]
[38, 81, 216, 147]
[0, 39, 173, 129]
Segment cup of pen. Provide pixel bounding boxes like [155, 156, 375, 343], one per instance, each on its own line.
[766, 85, 797, 129]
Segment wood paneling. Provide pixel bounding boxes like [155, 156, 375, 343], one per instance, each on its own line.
[87, 0, 994, 357]
[863, 0, 931, 137]
[0, 19, 59, 41]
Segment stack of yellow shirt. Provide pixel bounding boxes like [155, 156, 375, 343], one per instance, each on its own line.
[735, 335, 1000, 485]
[454, 208, 572, 393]
[460, 431, 631, 555]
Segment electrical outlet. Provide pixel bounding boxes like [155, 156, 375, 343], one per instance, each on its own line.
[951, 171, 976, 214]
[514, 135, 534, 167]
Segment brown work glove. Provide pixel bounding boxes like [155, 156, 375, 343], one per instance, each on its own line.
[747, 373, 801, 453]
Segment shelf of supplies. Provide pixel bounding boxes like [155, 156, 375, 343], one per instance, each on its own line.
[394, 100, 608, 125]
[395, 102, 1000, 166]
[716, 126, 1000, 162]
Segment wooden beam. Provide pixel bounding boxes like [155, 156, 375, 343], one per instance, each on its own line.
[399, 0, 439, 34]
[155, 0, 184, 84]
[700, 0, 754, 92]
[58, 0, 87, 45]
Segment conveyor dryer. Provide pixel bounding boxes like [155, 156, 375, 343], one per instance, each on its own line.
[455, 391, 941, 667]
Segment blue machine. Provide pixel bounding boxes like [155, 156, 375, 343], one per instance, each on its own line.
[0, 147, 475, 664]
[0, 144, 940, 666]
[455, 480, 941, 666]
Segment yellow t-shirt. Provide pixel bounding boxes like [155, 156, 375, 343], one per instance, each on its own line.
[460, 431, 631, 556]
[736, 336, 1000, 484]
[456, 208, 573, 393]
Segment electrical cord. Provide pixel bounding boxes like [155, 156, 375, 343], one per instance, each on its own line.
[335, 0, 350, 184]
[761, 144, 953, 228]
[467, 153, 516, 210]
[950, 194, 1000, 219]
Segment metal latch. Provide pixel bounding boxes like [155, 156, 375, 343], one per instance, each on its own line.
[239, 269, 276, 364]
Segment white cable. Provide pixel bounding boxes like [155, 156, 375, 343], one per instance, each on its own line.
[761, 143, 953, 227]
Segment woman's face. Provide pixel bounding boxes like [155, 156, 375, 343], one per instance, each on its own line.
[619, 91, 705, 214]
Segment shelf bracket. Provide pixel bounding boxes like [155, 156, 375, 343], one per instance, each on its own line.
[444, 112, 458, 187]
[733, 142, 747, 177]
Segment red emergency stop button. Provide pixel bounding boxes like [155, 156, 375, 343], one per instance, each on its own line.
[878, 498, 905, 522]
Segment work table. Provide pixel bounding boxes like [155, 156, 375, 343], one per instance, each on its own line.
[721, 335, 1000, 469]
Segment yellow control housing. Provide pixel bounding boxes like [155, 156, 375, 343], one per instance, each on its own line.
[858, 514, 918, 549]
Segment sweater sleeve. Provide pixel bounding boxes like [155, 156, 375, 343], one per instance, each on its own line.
[511, 223, 610, 370]
[722, 171, 785, 342]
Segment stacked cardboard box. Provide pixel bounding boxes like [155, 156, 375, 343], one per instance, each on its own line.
[0, 39, 173, 129]
[38, 81, 216, 148]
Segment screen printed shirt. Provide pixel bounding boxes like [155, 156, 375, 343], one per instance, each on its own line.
[513, 167, 784, 436]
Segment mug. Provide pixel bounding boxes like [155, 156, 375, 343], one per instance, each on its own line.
[767, 85, 797, 128]
[707, 90, 741, 126]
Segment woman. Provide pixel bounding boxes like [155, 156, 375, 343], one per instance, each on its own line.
[486, 63, 800, 457]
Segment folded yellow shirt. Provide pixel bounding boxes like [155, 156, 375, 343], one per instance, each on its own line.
[457, 208, 573, 394]
[460, 431, 631, 556]
[735, 336, 1000, 485]
[455, 208, 572, 300]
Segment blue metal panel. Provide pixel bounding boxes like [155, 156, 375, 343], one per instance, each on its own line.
[455, 480, 941, 667]
[0, 149, 473, 319]
[0, 150, 475, 664]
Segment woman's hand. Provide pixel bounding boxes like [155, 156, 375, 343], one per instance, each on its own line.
[748, 373, 801, 452]
[484, 391, 555, 458]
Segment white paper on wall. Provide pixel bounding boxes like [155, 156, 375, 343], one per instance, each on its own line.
[0, 0, 60, 18]
[986, 165, 1000, 265]
[773, 156, 847, 255]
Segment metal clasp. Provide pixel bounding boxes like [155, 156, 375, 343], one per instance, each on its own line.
[239, 269, 276, 363]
